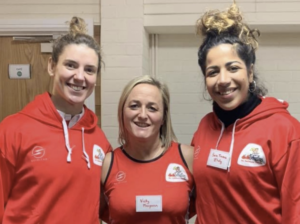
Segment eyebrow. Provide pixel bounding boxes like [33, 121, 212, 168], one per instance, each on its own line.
[206, 61, 242, 71]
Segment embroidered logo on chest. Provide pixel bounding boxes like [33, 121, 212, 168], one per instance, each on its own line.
[31, 146, 48, 162]
[165, 163, 188, 182]
[238, 143, 266, 167]
[93, 144, 105, 166]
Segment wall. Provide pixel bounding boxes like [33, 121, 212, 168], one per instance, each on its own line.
[157, 33, 300, 145]
[0, 0, 100, 24]
[101, 0, 149, 147]
[144, 0, 300, 33]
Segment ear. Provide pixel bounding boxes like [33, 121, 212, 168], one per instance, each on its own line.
[248, 64, 254, 83]
[48, 57, 56, 77]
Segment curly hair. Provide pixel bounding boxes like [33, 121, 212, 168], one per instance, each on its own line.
[196, 1, 267, 96]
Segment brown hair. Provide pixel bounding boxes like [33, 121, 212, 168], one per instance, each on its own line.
[51, 17, 101, 74]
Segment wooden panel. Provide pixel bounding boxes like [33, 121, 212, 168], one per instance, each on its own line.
[0, 37, 51, 121]
[0, 25, 101, 123]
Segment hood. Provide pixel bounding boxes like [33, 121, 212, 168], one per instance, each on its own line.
[19, 92, 98, 131]
[210, 97, 290, 132]
[19, 92, 98, 169]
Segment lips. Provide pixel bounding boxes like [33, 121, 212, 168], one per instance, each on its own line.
[67, 83, 85, 91]
[134, 122, 150, 127]
[218, 88, 236, 95]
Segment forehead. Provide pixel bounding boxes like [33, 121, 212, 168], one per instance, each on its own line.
[59, 44, 98, 65]
[127, 83, 162, 103]
[206, 44, 243, 65]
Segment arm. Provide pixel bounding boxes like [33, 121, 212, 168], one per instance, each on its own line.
[274, 140, 300, 223]
[0, 140, 16, 223]
[180, 144, 196, 218]
[99, 152, 112, 223]
[180, 144, 194, 174]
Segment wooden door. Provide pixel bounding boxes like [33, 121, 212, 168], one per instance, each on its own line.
[0, 37, 51, 122]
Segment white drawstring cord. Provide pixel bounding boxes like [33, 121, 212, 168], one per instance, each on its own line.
[62, 118, 73, 163]
[227, 119, 239, 172]
[82, 127, 91, 169]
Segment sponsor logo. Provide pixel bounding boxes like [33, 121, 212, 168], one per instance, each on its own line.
[238, 143, 266, 167]
[165, 163, 188, 182]
[31, 146, 47, 162]
[93, 145, 105, 166]
[116, 171, 126, 182]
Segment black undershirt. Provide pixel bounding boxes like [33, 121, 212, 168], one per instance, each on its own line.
[213, 93, 262, 128]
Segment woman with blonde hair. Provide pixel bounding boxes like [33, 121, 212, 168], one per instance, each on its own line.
[101, 75, 194, 224]
[192, 1, 300, 223]
[0, 17, 112, 224]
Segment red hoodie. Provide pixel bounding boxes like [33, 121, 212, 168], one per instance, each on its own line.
[192, 97, 300, 224]
[0, 92, 112, 224]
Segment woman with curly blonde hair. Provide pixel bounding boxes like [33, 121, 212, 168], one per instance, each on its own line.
[192, 1, 300, 223]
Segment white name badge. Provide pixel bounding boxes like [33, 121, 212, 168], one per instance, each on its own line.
[207, 149, 230, 170]
[136, 195, 162, 212]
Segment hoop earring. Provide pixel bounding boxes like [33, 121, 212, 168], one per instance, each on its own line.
[249, 80, 256, 93]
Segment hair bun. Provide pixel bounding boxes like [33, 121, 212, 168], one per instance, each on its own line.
[196, 2, 260, 51]
[69, 16, 88, 36]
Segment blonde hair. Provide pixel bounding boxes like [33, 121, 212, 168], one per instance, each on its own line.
[118, 75, 177, 148]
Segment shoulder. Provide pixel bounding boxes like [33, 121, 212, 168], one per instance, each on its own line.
[101, 151, 113, 184]
[179, 144, 194, 174]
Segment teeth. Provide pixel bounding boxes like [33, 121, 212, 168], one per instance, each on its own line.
[220, 89, 234, 95]
[135, 123, 148, 127]
[69, 84, 84, 91]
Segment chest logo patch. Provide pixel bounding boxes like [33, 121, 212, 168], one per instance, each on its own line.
[165, 163, 188, 182]
[93, 144, 105, 166]
[238, 143, 266, 167]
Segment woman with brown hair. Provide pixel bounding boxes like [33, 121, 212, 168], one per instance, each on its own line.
[0, 17, 112, 224]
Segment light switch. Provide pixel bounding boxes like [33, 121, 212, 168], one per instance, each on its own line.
[8, 64, 31, 79]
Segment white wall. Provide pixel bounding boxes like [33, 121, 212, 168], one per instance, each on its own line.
[144, 0, 300, 34]
[0, 0, 101, 24]
[101, 0, 148, 148]
[157, 33, 300, 145]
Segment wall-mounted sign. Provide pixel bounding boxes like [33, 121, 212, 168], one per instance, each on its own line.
[8, 64, 31, 79]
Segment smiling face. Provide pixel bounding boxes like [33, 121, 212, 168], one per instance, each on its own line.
[123, 83, 164, 143]
[48, 44, 98, 113]
[205, 44, 253, 111]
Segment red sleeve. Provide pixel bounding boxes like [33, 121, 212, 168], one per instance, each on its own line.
[273, 140, 300, 223]
[0, 122, 17, 224]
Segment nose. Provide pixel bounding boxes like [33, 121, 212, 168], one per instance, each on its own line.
[138, 107, 147, 119]
[217, 69, 231, 86]
[74, 68, 85, 81]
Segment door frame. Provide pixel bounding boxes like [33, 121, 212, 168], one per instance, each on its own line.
[0, 18, 95, 112]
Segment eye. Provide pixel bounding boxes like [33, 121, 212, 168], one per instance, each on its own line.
[129, 104, 138, 110]
[229, 66, 239, 72]
[148, 106, 158, 112]
[206, 70, 218, 77]
[66, 62, 76, 69]
[85, 66, 97, 75]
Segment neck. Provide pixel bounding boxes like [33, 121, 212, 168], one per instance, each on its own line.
[51, 94, 83, 115]
[124, 136, 164, 161]
[213, 93, 261, 127]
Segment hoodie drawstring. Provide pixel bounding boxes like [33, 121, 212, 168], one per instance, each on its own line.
[62, 118, 91, 169]
[82, 127, 91, 169]
[227, 119, 239, 172]
[215, 119, 239, 172]
[62, 118, 73, 163]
